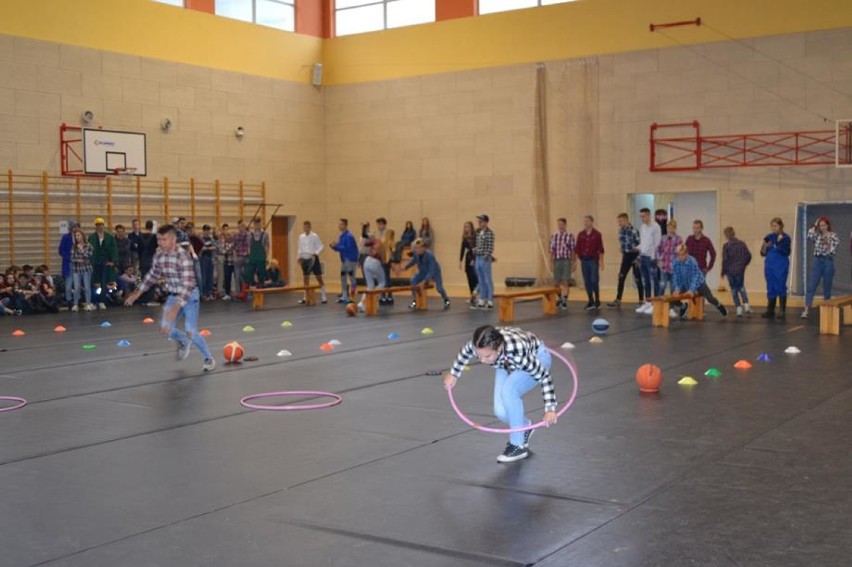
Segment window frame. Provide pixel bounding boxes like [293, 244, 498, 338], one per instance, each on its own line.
[335, 0, 435, 37]
[478, 0, 574, 16]
[215, 0, 296, 32]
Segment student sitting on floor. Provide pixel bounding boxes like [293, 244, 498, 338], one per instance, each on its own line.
[264, 258, 286, 288]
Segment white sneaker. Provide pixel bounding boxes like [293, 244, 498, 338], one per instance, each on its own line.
[221, 295, 231, 301]
[669, 308, 678, 318]
[635, 303, 646, 313]
[639, 302, 653, 314]
[84, 303, 96, 311]
[357, 302, 365, 313]
[736, 306, 743, 317]
[98, 302, 107, 310]
[71, 304, 79, 312]
[744, 304, 752, 314]
[202, 358, 216, 372]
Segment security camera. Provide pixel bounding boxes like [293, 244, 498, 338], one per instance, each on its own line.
[235, 126, 245, 139]
[160, 118, 172, 132]
[81, 110, 94, 124]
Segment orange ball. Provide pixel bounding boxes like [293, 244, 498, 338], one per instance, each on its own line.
[636, 363, 662, 393]
[223, 341, 244, 363]
[345, 302, 358, 317]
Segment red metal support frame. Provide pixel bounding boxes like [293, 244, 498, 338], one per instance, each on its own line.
[650, 120, 851, 172]
[60, 123, 106, 177]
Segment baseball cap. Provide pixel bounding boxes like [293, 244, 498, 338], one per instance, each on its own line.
[476, 214, 489, 222]
[93, 217, 105, 225]
[170, 216, 181, 224]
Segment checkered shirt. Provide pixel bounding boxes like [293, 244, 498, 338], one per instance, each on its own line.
[808, 229, 839, 257]
[139, 247, 196, 306]
[549, 231, 576, 260]
[475, 228, 495, 258]
[656, 234, 683, 274]
[450, 327, 557, 412]
[672, 255, 705, 293]
[232, 230, 250, 257]
[721, 238, 752, 277]
[618, 224, 640, 254]
[71, 243, 93, 274]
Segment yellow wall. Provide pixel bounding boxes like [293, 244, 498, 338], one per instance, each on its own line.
[0, 0, 322, 83]
[324, 0, 852, 84]
[2, 0, 851, 85]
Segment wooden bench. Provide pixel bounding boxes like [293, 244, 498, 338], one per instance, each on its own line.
[493, 287, 560, 323]
[651, 293, 704, 328]
[819, 295, 852, 335]
[360, 284, 432, 316]
[250, 285, 320, 310]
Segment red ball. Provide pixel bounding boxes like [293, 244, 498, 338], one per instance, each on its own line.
[345, 302, 358, 317]
[636, 363, 662, 393]
[223, 341, 244, 363]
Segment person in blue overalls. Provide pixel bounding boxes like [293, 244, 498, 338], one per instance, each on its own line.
[760, 216, 791, 319]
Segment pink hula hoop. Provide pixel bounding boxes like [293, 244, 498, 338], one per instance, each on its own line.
[447, 347, 578, 434]
[240, 391, 342, 411]
[0, 396, 27, 413]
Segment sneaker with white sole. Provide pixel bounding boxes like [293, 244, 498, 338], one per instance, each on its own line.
[71, 304, 79, 312]
[717, 304, 729, 317]
[744, 304, 753, 314]
[84, 303, 96, 311]
[497, 443, 529, 463]
[485, 301, 494, 310]
[221, 295, 231, 301]
[443, 299, 451, 310]
[177, 340, 191, 361]
[635, 303, 647, 313]
[736, 306, 743, 317]
[523, 427, 534, 449]
[298, 298, 307, 305]
[408, 301, 417, 310]
[98, 302, 107, 310]
[669, 308, 678, 319]
[202, 358, 216, 372]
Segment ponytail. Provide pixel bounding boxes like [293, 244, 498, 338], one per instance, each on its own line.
[472, 325, 504, 350]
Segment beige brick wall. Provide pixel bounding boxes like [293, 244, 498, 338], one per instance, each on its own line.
[3, 28, 852, 295]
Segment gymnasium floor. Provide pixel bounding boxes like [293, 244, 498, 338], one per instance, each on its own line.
[1, 294, 849, 567]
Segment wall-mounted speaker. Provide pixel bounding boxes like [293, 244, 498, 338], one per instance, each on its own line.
[312, 63, 323, 88]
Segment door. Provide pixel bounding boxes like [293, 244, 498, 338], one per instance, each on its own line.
[271, 216, 289, 283]
[671, 191, 719, 289]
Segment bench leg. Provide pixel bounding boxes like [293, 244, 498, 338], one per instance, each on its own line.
[820, 306, 840, 335]
[499, 298, 514, 323]
[688, 298, 704, 320]
[415, 288, 428, 310]
[844, 305, 852, 327]
[252, 293, 264, 310]
[651, 301, 669, 328]
[364, 293, 378, 316]
[305, 288, 316, 306]
[543, 292, 558, 315]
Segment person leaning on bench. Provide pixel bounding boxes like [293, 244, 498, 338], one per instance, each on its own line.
[671, 244, 729, 319]
[397, 238, 451, 311]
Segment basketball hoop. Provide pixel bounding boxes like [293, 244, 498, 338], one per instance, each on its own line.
[112, 167, 138, 180]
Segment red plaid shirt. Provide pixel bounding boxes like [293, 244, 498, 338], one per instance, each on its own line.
[139, 247, 196, 306]
[549, 231, 576, 260]
[232, 230, 250, 257]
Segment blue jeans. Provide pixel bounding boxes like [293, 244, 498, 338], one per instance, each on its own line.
[412, 267, 449, 301]
[727, 273, 749, 307]
[363, 257, 385, 290]
[162, 288, 213, 361]
[806, 256, 835, 308]
[72, 271, 92, 305]
[580, 258, 599, 304]
[474, 256, 493, 302]
[494, 345, 552, 447]
[200, 255, 214, 296]
[659, 271, 674, 296]
[639, 256, 660, 298]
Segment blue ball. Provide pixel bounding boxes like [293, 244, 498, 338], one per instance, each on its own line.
[592, 318, 610, 334]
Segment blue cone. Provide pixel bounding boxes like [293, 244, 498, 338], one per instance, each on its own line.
[100, 321, 112, 327]
[757, 352, 771, 362]
[116, 339, 131, 347]
[387, 332, 400, 340]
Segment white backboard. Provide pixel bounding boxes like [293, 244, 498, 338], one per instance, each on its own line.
[82, 128, 147, 175]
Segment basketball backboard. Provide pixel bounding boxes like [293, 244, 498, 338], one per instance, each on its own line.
[82, 128, 147, 175]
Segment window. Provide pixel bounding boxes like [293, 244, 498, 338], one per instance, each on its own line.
[152, 0, 185, 6]
[479, 0, 574, 15]
[335, 0, 435, 37]
[215, 0, 295, 31]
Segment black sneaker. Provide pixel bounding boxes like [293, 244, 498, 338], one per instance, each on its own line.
[297, 298, 307, 305]
[718, 304, 729, 317]
[387, 297, 394, 305]
[202, 358, 216, 372]
[584, 303, 595, 311]
[607, 299, 621, 307]
[408, 301, 417, 310]
[678, 303, 689, 319]
[484, 302, 494, 310]
[336, 297, 346, 304]
[443, 299, 451, 310]
[497, 443, 529, 463]
[523, 427, 534, 448]
[595, 302, 601, 311]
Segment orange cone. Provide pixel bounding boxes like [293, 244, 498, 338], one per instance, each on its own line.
[199, 329, 212, 336]
[12, 329, 25, 336]
[142, 317, 154, 324]
[734, 360, 752, 369]
[320, 343, 334, 351]
[54, 325, 67, 332]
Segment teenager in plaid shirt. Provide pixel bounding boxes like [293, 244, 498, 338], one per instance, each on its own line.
[672, 244, 728, 319]
[444, 325, 557, 463]
[473, 214, 495, 309]
[608, 213, 644, 308]
[802, 216, 840, 318]
[124, 224, 216, 372]
[549, 218, 576, 309]
[721, 226, 753, 317]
